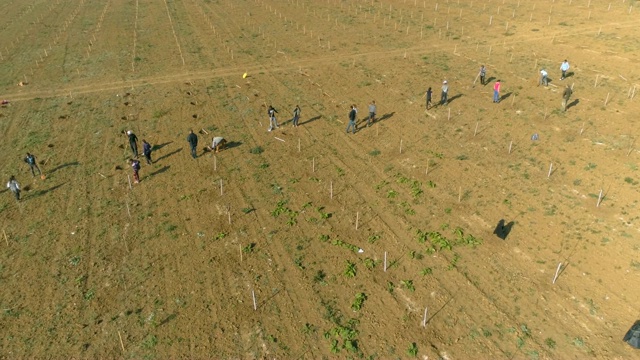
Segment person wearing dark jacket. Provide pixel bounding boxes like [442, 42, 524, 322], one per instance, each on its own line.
[128, 159, 141, 183]
[186, 130, 198, 158]
[24, 152, 41, 177]
[127, 130, 139, 158]
[142, 140, 152, 164]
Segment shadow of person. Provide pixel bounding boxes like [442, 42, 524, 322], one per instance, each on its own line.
[152, 141, 173, 151]
[225, 141, 242, 150]
[377, 112, 395, 122]
[447, 94, 463, 104]
[493, 219, 515, 240]
[500, 92, 512, 102]
[155, 147, 182, 162]
[566, 99, 579, 110]
[301, 115, 322, 125]
[485, 76, 496, 85]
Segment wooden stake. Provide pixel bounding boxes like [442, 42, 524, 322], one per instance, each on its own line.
[220, 179, 223, 195]
[3, 229, 8, 246]
[355, 212, 359, 230]
[240, 244, 242, 262]
[422, 307, 428, 327]
[118, 331, 125, 352]
[252, 290, 257, 310]
[400, 139, 403, 153]
[448, 108, 451, 120]
[597, 189, 604, 207]
[580, 122, 585, 135]
[214, 155, 217, 171]
[298, 138, 301, 152]
[458, 186, 462, 202]
[508, 141, 513, 154]
[312, 157, 315, 172]
[594, 74, 599, 87]
[127, 175, 132, 189]
[547, 163, 553, 178]
[384, 252, 387, 272]
[426, 159, 430, 175]
[552, 263, 562, 284]
[604, 92, 610, 106]
[474, 122, 479, 136]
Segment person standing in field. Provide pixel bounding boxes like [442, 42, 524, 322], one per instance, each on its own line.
[210, 137, 227, 153]
[128, 159, 141, 183]
[24, 152, 41, 177]
[425, 87, 433, 110]
[493, 80, 501, 103]
[479, 65, 487, 85]
[292, 105, 301, 127]
[562, 85, 573, 112]
[539, 69, 548, 86]
[441, 80, 449, 105]
[127, 130, 139, 158]
[560, 59, 570, 80]
[346, 105, 357, 134]
[186, 129, 198, 158]
[6, 176, 20, 201]
[267, 105, 279, 131]
[142, 139, 152, 165]
[367, 100, 376, 127]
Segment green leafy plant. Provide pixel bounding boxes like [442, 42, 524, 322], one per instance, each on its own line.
[400, 280, 415, 292]
[421, 267, 433, 275]
[387, 190, 399, 198]
[271, 200, 289, 217]
[387, 281, 394, 293]
[318, 234, 330, 242]
[249, 146, 264, 154]
[367, 233, 381, 244]
[343, 261, 357, 278]
[363, 258, 377, 270]
[314, 270, 327, 284]
[214, 232, 227, 240]
[351, 293, 367, 311]
[545, 337, 556, 349]
[242, 243, 256, 253]
[407, 342, 418, 357]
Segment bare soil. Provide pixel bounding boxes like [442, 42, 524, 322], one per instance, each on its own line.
[1, 0, 640, 359]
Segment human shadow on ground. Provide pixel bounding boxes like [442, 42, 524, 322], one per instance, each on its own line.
[499, 92, 513, 102]
[149, 166, 170, 177]
[493, 219, 514, 240]
[155, 148, 182, 162]
[48, 161, 79, 175]
[376, 112, 395, 123]
[485, 76, 496, 85]
[447, 94, 463, 104]
[301, 115, 322, 126]
[225, 141, 242, 150]
[30, 182, 66, 199]
[152, 141, 172, 151]
[566, 99, 580, 110]
[565, 71, 575, 79]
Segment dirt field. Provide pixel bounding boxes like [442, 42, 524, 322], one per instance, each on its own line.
[1, 0, 640, 358]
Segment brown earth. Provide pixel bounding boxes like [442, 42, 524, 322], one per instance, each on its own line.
[1, 0, 640, 359]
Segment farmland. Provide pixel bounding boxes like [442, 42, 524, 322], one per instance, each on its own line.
[1, 0, 640, 358]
